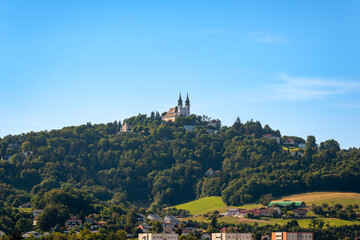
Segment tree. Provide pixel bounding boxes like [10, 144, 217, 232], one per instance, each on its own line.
[38, 203, 70, 231]
[15, 218, 33, 233]
[151, 221, 163, 233]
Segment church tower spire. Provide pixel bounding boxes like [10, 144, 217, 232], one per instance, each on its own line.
[185, 93, 190, 108]
[178, 92, 183, 107]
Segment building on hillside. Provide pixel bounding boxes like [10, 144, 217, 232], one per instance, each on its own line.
[283, 138, 295, 145]
[19, 202, 32, 208]
[205, 168, 215, 176]
[119, 122, 133, 133]
[212, 232, 253, 240]
[163, 227, 176, 234]
[298, 143, 306, 149]
[184, 125, 195, 131]
[269, 201, 306, 208]
[22, 231, 41, 238]
[225, 208, 242, 216]
[147, 214, 162, 221]
[271, 232, 313, 240]
[293, 208, 307, 217]
[0, 231, 5, 237]
[201, 233, 211, 239]
[163, 216, 179, 228]
[263, 134, 281, 144]
[162, 93, 190, 122]
[137, 213, 147, 222]
[65, 217, 82, 230]
[32, 210, 43, 217]
[139, 233, 179, 240]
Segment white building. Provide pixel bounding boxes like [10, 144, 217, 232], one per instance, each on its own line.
[212, 233, 253, 240]
[32, 210, 43, 217]
[147, 214, 162, 221]
[120, 122, 133, 133]
[272, 232, 313, 240]
[162, 93, 191, 122]
[139, 233, 179, 240]
[22, 231, 41, 238]
[184, 125, 195, 131]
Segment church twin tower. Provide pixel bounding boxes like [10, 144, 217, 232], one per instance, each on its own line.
[162, 93, 191, 122]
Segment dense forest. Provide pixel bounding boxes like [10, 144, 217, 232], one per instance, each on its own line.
[0, 112, 360, 210]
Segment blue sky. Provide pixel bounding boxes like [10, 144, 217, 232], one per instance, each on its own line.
[1, 1, 360, 148]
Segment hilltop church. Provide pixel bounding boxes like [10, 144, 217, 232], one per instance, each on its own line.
[162, 93, 191, 122]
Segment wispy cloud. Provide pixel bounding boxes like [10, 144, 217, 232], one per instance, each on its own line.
[272, 74, 360, 100]
[248, 32, 288, 44]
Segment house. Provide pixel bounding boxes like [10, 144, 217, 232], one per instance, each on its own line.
[163, 216, 179, 228]
[184, 125, 195, 131]
[298, 143, 306, 149]
[293, 208, 307, 217]
[207, 119, 219, 129]
[22, 231, 41, 238]
[205, 168, 214, 176]
[32, 210, 44, 217]
[182, 227, 198, 236]
[119, 122, 133, 133]
[147, 214, 162, 222]
[259, 207, 281, 217]
[269, 201, 306, 208]
[162, 93, 191, 122]
[201, 233, 211, 239]
[263, 134, 281, 144]
[212, 233, 253, 240]
[138, 233, 179, 240]
[65, 217, 82, 230]
[85, 217, 94, 224]
[163, 227, 176, 234]
[0, 231, 5, 237]
[272, 232, 313, 240]
[283, 138, 295, 145]
[137, 224, 150, 233]
[137, 213, 147, 222]
[97, 220, 107, 228]
[90, 224, 100, 232]
[19, 202, 32, 208]
[226, 208, 241, 216]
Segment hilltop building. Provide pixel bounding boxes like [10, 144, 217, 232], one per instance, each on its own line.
[162, 93, 190, 122]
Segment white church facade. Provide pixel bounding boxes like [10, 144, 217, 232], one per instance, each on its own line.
[162, 93, 190, 122]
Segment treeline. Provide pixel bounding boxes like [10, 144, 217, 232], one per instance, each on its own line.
[0, 113, 360, 209]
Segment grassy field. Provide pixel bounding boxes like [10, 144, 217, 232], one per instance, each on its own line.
[175, 192, 360, 227]
[275, 192, 360, 206]
[175, 196, 261, 215]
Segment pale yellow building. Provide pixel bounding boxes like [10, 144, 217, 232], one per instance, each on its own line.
[138, 233, 179, 240]
[212, 233, 253, 240]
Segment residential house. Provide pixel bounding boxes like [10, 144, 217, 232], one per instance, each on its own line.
[0, 231, 5, 237]
[259, 207, 281, 217]
[263, 134, 281, 144]
[119, 122, 133, 133]
[97, 221, 107, 228]
[163, 216, 179, 228]
[272, 232, 313, 240]
[19, 202, 32, 208]
[65, 217, 82, 230]
[298, 143, 306, 149]
[138, 233, 179, 240]
[147, 214, 162, 222]
[201, 233, 211, 239]
[90, 224, 100, 232]
[226, 208, 241, 216]
[205, 168, 214, 176]
[293, 208, 307, 217]
[32, 210, 43, 218]
[283, 138, 295, 145]
[85, 217, 94, 224]
[163, 227, 176, 234]
[212, 232, 253, 240]
[137, 213, 147, 222]
[182, 227, 198, 236]
[22, 231, 41, 238]
[184, 125, 196, 131]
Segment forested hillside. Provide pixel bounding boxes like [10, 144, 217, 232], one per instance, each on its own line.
[0, 113, 360, 211]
